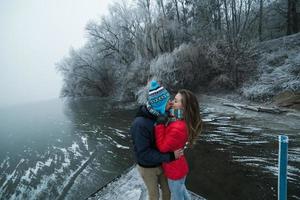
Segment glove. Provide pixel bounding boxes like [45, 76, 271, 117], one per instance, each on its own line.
[156, 115, 168, 125]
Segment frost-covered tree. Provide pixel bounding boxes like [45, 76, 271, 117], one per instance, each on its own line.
[56, 43, 115, 97]
[56, 0, 298, 102]
[242, 33, 300, 101]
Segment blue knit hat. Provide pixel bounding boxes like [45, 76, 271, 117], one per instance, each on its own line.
[147, 80, 170, 115]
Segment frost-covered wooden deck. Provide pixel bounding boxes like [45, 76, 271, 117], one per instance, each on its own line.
[87, 165, 205, 200]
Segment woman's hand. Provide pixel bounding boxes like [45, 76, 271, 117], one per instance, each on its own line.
[166, 100, 173, 111]
[174, 148, 184, 159]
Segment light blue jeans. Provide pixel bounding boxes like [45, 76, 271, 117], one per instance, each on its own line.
[168, 176, 191, 200]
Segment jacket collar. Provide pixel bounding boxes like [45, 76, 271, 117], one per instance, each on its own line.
[135, 105, 157, 120]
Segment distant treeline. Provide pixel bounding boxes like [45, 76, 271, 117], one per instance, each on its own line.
[56, 0, 300, 102]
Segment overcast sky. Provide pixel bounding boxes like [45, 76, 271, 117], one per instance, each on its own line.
[0, 0, 111, 108]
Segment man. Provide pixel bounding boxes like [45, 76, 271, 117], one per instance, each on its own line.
[130, 80, 183, 200]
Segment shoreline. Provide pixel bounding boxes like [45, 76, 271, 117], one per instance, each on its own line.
[58, 92, 300, 115]
[198, 92, 300, 113]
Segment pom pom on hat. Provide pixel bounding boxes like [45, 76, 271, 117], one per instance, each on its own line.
[148, 80, 170, 115]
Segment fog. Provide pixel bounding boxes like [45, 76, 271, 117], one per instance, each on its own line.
[0, 0, 110, 108]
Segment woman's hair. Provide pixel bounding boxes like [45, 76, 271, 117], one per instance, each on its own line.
[178, 89, 203, 147]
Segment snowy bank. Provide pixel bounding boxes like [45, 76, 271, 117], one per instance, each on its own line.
[242, 33, 300, 104]
[87, 165, 205, 200]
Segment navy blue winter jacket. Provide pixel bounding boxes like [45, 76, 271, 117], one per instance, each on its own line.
[130, 105, 175, 168]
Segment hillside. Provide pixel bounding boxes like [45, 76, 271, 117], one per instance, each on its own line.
[241, 33, 300, 110]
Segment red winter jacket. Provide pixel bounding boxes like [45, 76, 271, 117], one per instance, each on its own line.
[155, 120, 189, 180]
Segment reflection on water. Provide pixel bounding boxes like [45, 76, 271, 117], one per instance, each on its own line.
[187, 107, 300, 200]
[0, 98, 299, 200]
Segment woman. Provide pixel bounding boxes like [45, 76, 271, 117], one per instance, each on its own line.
[155, 89, 203, 200]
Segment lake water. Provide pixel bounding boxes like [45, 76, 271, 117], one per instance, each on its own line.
[0, 98, 299, 199]
[0, 98, 135, 199]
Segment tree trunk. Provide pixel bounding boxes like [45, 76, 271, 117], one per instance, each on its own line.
[159, 0, 166, 18]
[287, 0, 299, 35]
[293, 0, 299, 33]
[223, 0, 231, 42]
[180, 0, 188, 27]
[158, 0, 168, 51]
[173, 0, 180, 23]
[287, 0, 292, 35]
[231, 0, 237, 38]
[217, 0, 222, 32]
[146, 0, 151, 24]
[259, 0, 263, 41]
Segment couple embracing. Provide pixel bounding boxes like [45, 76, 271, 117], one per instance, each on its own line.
[130, 80, 203, 200]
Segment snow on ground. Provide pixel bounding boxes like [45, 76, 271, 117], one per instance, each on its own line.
[88, 165, 205, 200]
[241, 33, 300, 101]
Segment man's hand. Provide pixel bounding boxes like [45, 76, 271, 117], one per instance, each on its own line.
[174, 148, 184, 159]
[156, 115, 168, 125]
